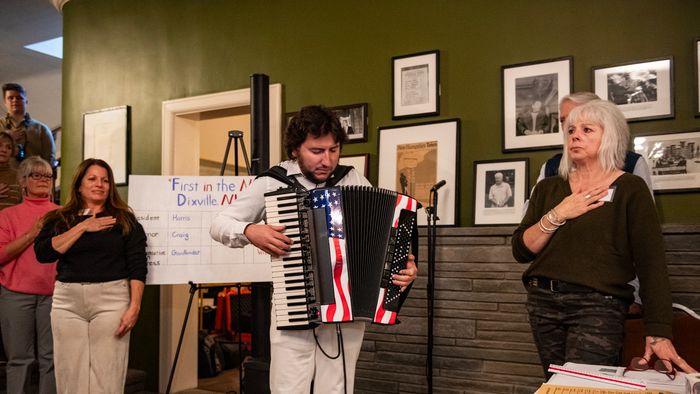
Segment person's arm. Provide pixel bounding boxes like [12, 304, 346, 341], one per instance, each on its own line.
[519, 185, 607, 255]
[488, 186, 497, 206]
[210, 177, 271, 248]
[0, 217, 43, 264]
[633, 157, 654, 198]
[115, 220, 148, 337]
[50, 215, 116, 254]
[115, 279, 145, 337]
[516, 116, 528, 135]
[39, 124, 56, 166]
[535, 163, 546, 186]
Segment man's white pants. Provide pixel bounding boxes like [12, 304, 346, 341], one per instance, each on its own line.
[269, 304, 365, 393]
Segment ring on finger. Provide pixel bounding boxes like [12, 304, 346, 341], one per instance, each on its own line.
[584, 194, 591, 199]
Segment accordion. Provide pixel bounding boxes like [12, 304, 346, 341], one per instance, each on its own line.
[264, 185, 418, 330]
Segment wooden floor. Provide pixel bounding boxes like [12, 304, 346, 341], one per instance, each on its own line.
[176, 368, 241, 394]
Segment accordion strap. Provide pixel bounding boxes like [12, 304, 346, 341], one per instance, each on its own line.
[256, 164, 354, 189]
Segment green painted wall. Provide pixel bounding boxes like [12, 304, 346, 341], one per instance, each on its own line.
[61, 0, 700, 389]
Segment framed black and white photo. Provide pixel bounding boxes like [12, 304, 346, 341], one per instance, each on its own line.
[632, 129, 700, 193]
[592, 57, 673, 122]
[83, 105, 130, 186]
[694, 38, 700, 117]
[287, 103, 368, 143]
[473, 159, 529, 226]
[378, 119, 459, 226]
[392, 50, 440, 120]
[339, 153, 369, 178]
[331, 103, 368, 143]
[502, 56, 572, 152]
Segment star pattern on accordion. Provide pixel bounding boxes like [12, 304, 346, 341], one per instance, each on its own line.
[311, 189, 345, 239]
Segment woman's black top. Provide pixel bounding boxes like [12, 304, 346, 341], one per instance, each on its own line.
[35, 212, 148, 283]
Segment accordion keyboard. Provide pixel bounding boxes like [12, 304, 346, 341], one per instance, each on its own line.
[264, 188, 317, 328]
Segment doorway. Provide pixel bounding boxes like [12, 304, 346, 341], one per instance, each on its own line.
[159, 85, 282, 393]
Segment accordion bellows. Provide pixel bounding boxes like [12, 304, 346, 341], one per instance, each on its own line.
[264, 185, 417, 330]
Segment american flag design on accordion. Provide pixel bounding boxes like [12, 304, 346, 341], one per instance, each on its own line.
[373, 193, 417, 324]
[310, 188, 354, 323]
[310, 187, 417, 325]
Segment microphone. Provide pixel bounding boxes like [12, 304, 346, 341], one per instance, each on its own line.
[430, 180, 446, 192]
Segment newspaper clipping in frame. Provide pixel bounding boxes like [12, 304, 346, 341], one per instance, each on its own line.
[395, 140, 437, 207]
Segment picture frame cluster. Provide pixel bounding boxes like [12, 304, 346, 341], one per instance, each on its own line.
[293, 37, 700, 227]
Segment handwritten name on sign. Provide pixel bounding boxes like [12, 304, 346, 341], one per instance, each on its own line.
[128, 175, 271, 285]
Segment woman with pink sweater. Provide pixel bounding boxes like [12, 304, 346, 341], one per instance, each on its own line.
[0, 156, 59, 394]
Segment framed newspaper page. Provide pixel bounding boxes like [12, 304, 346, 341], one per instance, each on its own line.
[392, 50, 440, 120]
[378, 119, 459, 226]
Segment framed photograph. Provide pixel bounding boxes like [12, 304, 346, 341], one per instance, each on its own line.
[83, 105, 130, 186]
[339, 153, 369, 178]
[286, 103, 368, 143]
[332, 103, 368, 143]
[632, 129, 700, 193]
[378, 119, 459, 226]
[473, 159, 529, 226]
[592, 57, 674, 121]
[694, 38, 700, 117]
[502, 56, 572, 152]
[392, 50, 440, 120]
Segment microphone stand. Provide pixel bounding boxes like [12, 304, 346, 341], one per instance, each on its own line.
[425, 183, 441, 393]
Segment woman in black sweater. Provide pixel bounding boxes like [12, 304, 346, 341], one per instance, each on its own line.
[35, 158, 147, 393]
[512, 99, 695, 377]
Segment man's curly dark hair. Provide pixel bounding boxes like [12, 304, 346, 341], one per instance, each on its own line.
[285, 105, 346, 159]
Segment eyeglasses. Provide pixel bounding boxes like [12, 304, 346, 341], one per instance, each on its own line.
[623, 356, 676, 380]
[28, 172, 53, 181]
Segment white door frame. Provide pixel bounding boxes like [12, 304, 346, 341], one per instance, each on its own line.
[158, 84, 282, 392]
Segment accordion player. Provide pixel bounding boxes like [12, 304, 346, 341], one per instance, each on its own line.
[264, 185, 418, 330]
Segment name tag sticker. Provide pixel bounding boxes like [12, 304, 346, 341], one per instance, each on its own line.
[600, 186, 616, 202]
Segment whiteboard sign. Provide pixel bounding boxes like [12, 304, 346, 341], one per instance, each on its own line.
[128, 175, 271, 285]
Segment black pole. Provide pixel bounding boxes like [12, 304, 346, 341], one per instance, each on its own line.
[250, 74, 269, 174]
[234, 136, 240, 176]
[426, 188, 440, 394]
[165, 281, 198, 394]
[242, 73, 272, 394]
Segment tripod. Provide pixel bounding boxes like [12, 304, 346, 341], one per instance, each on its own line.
[220, 130, 252, 176]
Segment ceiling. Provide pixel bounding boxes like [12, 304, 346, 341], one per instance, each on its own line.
[0, 0, 63, 127]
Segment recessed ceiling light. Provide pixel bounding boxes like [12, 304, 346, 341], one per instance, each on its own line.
[24, 37, 63, 59]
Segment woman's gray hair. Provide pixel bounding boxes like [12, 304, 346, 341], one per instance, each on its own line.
[559, 100, 629, 178]
[17, 156, 53, 182]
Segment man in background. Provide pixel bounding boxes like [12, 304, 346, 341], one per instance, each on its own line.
[516, 100, 550, 135]
[488, 172, 512, 208]
[1, 83, 56, 167]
